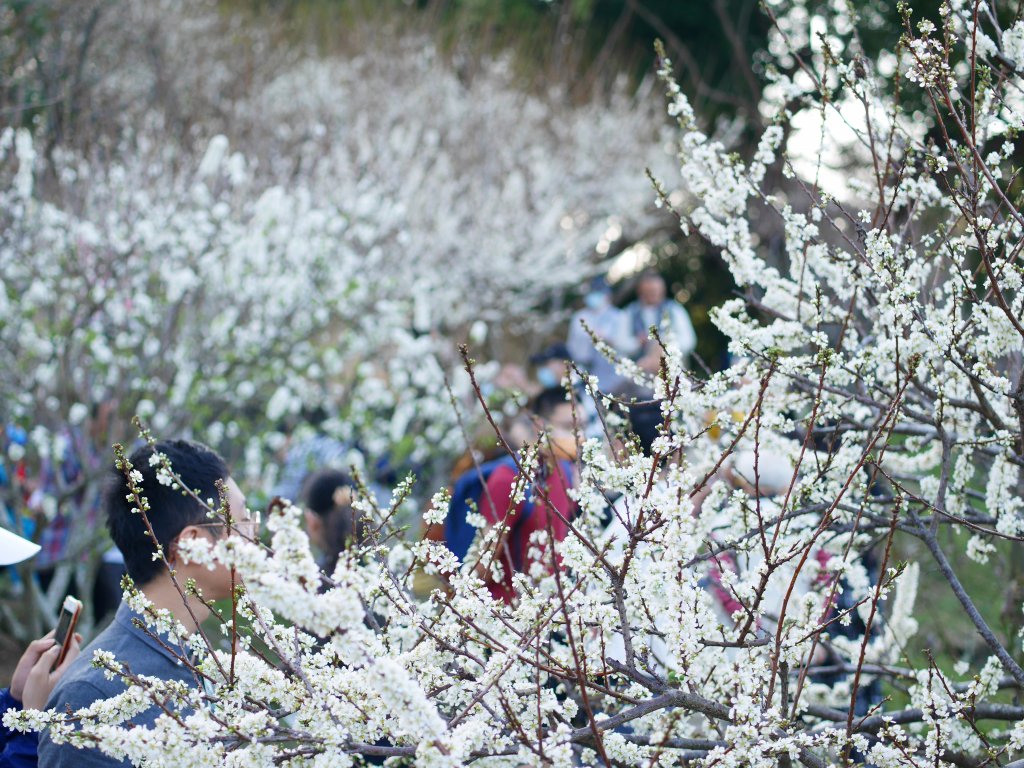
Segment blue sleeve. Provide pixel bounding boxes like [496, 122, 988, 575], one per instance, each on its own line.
[0, 688, 39, 768]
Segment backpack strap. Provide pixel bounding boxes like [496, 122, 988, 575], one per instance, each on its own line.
[630, 302, 646, 337]
[446, 454, 520, 561]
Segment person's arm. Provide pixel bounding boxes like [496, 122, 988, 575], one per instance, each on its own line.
[0, 688, 37, 768]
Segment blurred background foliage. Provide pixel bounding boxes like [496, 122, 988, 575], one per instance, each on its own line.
[224, 0, 778, 369]
[3, 0, 966, 372]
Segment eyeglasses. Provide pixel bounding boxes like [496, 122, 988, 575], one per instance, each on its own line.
[192, 510, 262, 537]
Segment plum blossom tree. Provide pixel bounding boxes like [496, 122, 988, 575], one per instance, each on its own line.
[0, 1, 673, 640]
[7, 0, 1024, 766]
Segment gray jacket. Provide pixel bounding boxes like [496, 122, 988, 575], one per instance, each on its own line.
[39, 602, 199, 767]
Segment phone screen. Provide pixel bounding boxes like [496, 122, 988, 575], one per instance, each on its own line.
[52, 596, 82, 670]
[54, 605, 76, 647]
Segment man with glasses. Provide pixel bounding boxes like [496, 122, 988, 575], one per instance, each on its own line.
[40, 440, 255, 767]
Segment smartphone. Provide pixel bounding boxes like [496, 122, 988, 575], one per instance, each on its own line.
[52, 595, 83, 670]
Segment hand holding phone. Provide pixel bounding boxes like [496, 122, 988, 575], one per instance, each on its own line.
[9, 613, 82, 710]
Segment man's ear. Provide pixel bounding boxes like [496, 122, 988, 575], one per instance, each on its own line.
[169, 526, 203, 565]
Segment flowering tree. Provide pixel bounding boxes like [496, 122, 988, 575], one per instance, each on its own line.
[8, 0, 1024, 766]
[0, 0, 673, 641]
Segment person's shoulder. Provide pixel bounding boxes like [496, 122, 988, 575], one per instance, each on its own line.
[76, 616, 132, 663]
[486, 462, 517, 486]
[47, 651, 115, 714]
[480, 462, 519, 518]
[47, 611, 141, 709]
[47, 675, 109, 713]
[96, 611, 195, 681]
[41, 610, 121, 717]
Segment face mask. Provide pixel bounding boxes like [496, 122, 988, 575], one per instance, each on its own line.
[584, 292, 607, 310]
[537, 368, 559, 388]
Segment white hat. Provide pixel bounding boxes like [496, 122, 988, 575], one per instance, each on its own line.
[0, 527, 40, 566]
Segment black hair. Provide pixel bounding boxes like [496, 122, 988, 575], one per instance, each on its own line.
[529, 343, 571, 365]
[531, 386, 571, 422]
[628, 400, 662, 458]
[637, 268, 664, 283]
[106, 439, 230, 586]
[302, 469, 360, 575]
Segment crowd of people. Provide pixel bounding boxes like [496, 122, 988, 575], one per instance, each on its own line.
[0, 267, 704, 765]
[0, 268, 877, 765]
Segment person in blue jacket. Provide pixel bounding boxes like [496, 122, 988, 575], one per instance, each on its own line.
[0, 527, 81, 768]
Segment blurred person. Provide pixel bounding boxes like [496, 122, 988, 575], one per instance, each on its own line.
[271, 408, 351, 503]
[625, 270, 697, 373]
[530, 343, 600, 438]
[27, 416, 106, 574]
[40, 440, 255, 768]
[599, 425, 807, 675]
[700, 448, 802, 627]
[3, 408, 118, 622]
[566, 276, 637, 393]
[477, 387, 579, 603]
[438, 409, 540, 565]
[529, 343, 572, 392]
[1, 634, 81, 768]
[0, 527, 81, 768]
[301, 469, 362, 576]
[729, 444, 883, 745]
[272, 409, 390, 513]
[296, 472, 388, 766]
[601, 397, 667, 545]
[477, 362, 531, 432]
[490, 362, 531, 394]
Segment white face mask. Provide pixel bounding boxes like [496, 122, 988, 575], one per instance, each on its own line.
[584, 292, 608, 310]
[536, 368, 559, 388]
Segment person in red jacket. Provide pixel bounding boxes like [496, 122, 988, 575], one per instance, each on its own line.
[477, 387, 579, 604]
